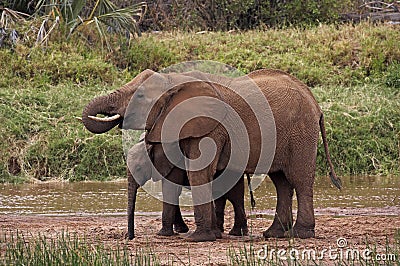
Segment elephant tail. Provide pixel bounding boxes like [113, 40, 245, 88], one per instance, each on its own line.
[319, 114, 342, 190]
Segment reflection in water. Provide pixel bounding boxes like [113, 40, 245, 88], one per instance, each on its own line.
[0, 176, 399, 216]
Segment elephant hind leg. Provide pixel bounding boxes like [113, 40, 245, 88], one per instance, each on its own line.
[214, 195, 227, 233]
[226, 176, 248, 236]
[263, 171, 294, 238]
[285, 156, 316, 239]
[286, 178, 315, 239]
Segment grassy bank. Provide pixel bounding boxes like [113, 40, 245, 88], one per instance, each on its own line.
[1, 23, 399, 183]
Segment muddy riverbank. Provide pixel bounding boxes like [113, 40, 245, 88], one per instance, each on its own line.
[1, 213, 399, 265]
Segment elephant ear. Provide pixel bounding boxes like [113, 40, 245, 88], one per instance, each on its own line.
[146, 81, 227, 143]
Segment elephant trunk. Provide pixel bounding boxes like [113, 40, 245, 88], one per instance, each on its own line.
[81, 69, 156, 134]
[82, 95, 123, 134]
[127, 170, 140, 240]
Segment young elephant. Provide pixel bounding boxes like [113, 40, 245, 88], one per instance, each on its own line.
[126, 141, 249, 240]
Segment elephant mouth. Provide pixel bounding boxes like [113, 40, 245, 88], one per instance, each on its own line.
[88, 113, 122, 122]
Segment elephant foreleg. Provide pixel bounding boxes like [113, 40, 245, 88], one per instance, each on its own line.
[173, 205, 189, 233]
[211, 201, 222, 239]
[185, 173, 216, 242]
[158, 202, 189, 236]
[182, 138, 221, 242]
[158, 201, 177, 236]
[264, 171, 294, 238]
[158, 176, 186, 236]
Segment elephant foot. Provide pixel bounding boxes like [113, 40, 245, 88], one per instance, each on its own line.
[157, 227, 175, 237]
[284, 225, 315, 239]
[185, 229, 216, 242]
[229, 226, 249, 236]
[213, 228, 222, 239]
[174, 223, 189, 233]
[217, 224, 224, 233]
[263, 227, 286, 238]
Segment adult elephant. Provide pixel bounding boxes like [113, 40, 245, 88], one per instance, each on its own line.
[126, 140, 249, 240]
[82, 69, 341, 242]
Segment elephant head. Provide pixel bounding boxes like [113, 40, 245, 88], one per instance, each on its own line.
[82, 69, 155, 134]
[122, 71, 228, 143]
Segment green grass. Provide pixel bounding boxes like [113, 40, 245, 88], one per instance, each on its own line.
[123, 23, 400, 87]
[0, 76, 127, 182]
[0, 23, 399, 182]
[1, 230, 399, 265]
[227, 233, 400, 265]
[0, 43, 130, 182]
[0, 231, 160, 266]
[315, 84, 400, 176]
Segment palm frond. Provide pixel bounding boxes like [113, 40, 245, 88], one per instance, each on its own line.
[70, 1, 146, 45]
[1, 0, 147, 48]
[61, 0, 86, 24]
[98, 8, 139, 31]
[93, 15, 110, 50]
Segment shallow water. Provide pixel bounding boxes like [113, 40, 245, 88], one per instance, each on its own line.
[0, 176, 399, 216]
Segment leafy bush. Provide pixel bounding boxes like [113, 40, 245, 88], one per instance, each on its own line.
[138, 0, 356, 31]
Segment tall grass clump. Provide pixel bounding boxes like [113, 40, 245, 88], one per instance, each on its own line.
[227, 233, 400, 265]
[0, 230, 160, 266]
[384, 61, 400, 88]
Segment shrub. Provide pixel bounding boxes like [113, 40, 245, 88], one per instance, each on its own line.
[138, 0, 356, 31]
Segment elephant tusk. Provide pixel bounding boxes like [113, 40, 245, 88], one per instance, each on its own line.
[88, 114, 121, 122]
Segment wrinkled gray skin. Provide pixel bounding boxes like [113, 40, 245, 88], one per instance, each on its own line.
[82, 69, 341, 242]
[126, 141, 248, 240]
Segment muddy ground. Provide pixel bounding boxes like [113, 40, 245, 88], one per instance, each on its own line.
[1, 210, 399, 265]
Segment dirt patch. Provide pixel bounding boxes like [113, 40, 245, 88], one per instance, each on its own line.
[1, 212, 399, 265]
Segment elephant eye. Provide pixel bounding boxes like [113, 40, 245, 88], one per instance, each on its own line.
[136, 92, 144, 99]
